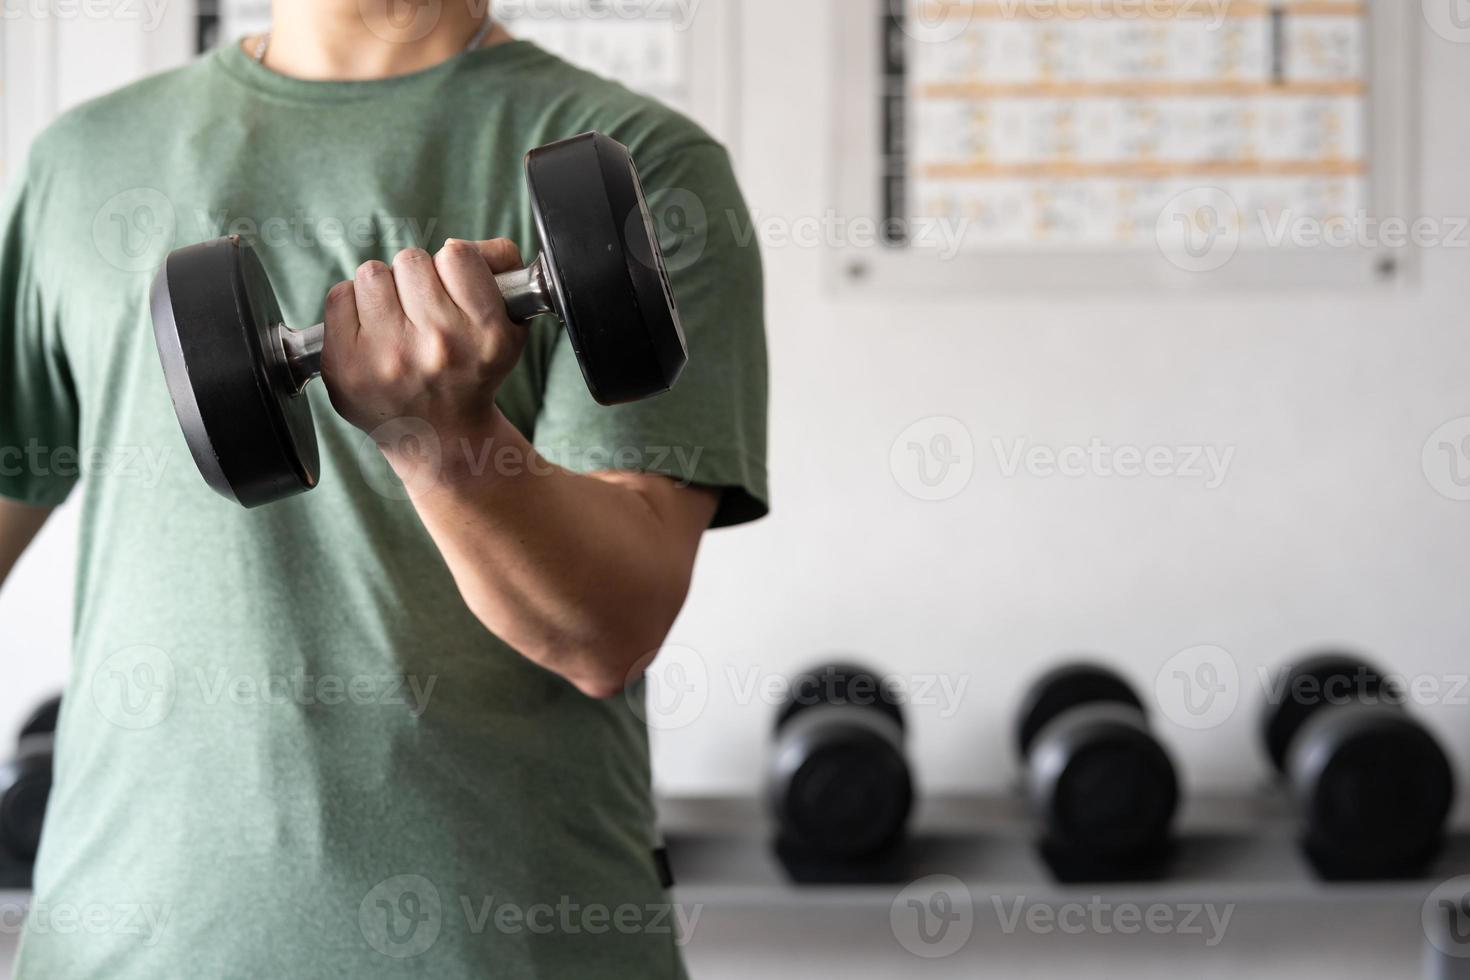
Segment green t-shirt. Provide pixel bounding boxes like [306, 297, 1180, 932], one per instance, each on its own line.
[0, 40, 767, 979]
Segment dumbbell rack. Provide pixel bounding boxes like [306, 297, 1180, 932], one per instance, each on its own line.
[2, 795, 1465, 977]
[660, 793, 1470, 977]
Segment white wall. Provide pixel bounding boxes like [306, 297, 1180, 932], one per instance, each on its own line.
[661, 0, 1470, 806]
[2, 1, 1469, 814]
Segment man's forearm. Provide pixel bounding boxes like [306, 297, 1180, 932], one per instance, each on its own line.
[0, 499, 52, 591]
[387, 411, 718, 699]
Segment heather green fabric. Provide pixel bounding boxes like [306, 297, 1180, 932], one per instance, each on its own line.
[0, 39, 767, 979]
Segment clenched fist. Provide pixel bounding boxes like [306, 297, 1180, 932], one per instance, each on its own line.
[321, 238, 528, 469]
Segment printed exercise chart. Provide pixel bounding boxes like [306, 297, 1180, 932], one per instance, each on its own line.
[884, 0, 1371, 251]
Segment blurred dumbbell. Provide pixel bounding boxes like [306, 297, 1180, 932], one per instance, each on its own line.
[0, 695, 60, 886]
[1261, 655, 1454, 880]
[767, 663, 913, 877]
[1015, 663, 1179, 880]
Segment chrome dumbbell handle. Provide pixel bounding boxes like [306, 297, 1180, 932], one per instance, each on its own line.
[277, 255, 555, 393]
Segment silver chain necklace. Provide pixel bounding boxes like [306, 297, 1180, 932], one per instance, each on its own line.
[252, 17, 496, 65]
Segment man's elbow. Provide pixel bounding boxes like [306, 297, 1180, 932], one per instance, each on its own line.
[568, 671, 631, 701]
[563, 624, 678, 701]
[477, 559, 696, 701]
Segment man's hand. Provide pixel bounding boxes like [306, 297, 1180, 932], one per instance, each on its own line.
[321, 239, 529, 474]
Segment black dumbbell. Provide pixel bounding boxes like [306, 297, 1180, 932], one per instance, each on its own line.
[1261, 654, 1454, 880]
[767, 663, 913, 864]
[0, 695, 60, 882]
[150, 131, 688, 508]
[1015, 663, 1179, 879]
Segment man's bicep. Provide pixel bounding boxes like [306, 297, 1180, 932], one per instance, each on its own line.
[588, 471, 721, 555]
[532, 139, 770, 528]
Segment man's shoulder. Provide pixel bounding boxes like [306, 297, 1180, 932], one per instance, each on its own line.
[478, 42, 723, 168]
[27, 58, 211, 172]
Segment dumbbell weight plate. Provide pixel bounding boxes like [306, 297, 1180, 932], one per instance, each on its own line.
[1292, 706, 1454, 872]
[18, 696, 61, 742]
[525, 132, 687, 406]
[0, 755, 50, 863]
[1015, 663, 1145, 761]
[769, 664, 912, 859]
[152, 237, 319, 508]
[1260, 655, 1397, 775]
[775, 662, 906, 734]
[772, 706, 913, 858]
[2, 695, 60, 864]
[1030, 704, 1179, 858]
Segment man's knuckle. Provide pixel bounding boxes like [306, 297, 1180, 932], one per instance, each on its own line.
[420, 334, 452, 375]
[372, 354, 407, 385]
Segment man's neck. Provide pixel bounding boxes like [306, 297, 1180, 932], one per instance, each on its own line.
[247, 2, 511, 81]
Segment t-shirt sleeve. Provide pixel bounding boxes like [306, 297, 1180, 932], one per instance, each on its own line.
[0, 152, 80, 506]
[531, 141, 770, 528]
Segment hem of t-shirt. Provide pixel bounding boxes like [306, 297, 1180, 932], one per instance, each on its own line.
[0, 475, 76, 509]
[536, 443, 769, 530]
[208, 36, 553, 105]
[708, 479, 769, 529]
